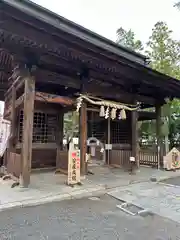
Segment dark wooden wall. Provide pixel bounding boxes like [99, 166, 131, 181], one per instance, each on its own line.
[110, 118, 131, 144]
[87, 111, 132, 146]
[15, 102, 64, 169]
[87, 113, 108, 143]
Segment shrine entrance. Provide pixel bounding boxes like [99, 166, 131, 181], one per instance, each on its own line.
[1, 0, 180, 187]
[77, 94, 139, 172]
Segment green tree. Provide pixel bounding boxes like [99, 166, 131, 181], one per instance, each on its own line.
[64, 111, 79, 145]
[116, 22, 180, 148]
[146, 21, 180, 149]
[116, 27, 155, 143]
[146, 22, 180, 76]
[116, 27, 143, 52]
[116, 27, 152, 143]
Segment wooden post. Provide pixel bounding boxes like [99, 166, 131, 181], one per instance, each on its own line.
[20, 76, 35, 187]
[79, 70, 88, 175]
[79, 101, 87, 175]
[156, 103, 163, 169]
[10, 85, 16, 151]
[131, 103, 139, 169]
[6, 85, 16, 166]
[107, 117, 111, 165]
[56, 112, 64, 167]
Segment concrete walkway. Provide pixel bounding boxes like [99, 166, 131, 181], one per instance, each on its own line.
[0, 166, 180, 212]
[108, 180, 180, 223]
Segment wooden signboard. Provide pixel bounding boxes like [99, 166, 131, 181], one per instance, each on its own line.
[163, 148, 180, 170]
[68, 142, 81, 185]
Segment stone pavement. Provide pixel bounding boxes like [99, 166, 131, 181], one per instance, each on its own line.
[1, 194, 180, 240]
[0, 166, 180, 212]
[108, 181, 180, 223]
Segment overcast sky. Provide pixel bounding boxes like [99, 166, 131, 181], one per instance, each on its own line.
[32, 0, 180, 44]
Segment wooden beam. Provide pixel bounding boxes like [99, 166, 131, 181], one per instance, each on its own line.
[17, 142, 57, 150]
[87, 107, 99, 112]
[37, 58, 162, 101]
[20, 76, 35, 187]
[138, 111, 156, 121]
[34, 68, 157, 105]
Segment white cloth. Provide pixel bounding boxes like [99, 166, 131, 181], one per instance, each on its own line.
[0, 117, 11, 157]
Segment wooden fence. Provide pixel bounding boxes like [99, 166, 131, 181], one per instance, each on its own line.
[138, 149, 158, 167]
[109, 149, 132, 169]
[109, 148, 158, 168]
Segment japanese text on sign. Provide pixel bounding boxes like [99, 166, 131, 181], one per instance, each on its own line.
[68, 143, 80, 185]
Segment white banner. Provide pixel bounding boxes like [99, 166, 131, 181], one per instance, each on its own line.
[0, 117, 10, 157]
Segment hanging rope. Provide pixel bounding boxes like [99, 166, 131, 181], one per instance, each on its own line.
[76, 94, 139, 111]
[76, 94, 139, 120]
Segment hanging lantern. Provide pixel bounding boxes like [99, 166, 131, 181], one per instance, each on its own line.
[99, 105, 105, 117]
[111, 108, 117, 120]
[119, 109, 126, 120]
[105, 107, 109, 119]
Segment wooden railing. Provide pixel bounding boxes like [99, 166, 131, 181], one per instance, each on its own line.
[139, 149, 158, 167]
[109, 149, 132, 169]
[109, 148, 158, 168]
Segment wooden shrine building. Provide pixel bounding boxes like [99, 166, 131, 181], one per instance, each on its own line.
[1, 0, 180, 187]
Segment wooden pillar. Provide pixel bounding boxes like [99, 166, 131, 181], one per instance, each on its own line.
[20, 76, 35, 187]
[6, 86, 16, 166]
[56, 112, 64, 167]
[10, 85, 16, 151]
[156, 103, 163, 169]
[107, 117, 111, 165]
[131, 103, 139, 168]
[79, 101, 87, 175]
[79, 70, 88, 175]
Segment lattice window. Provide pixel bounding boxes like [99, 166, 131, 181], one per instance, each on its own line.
[111, 120, 131, 144]
[87, 112, 107, 142]
[18, 110, 57, 143]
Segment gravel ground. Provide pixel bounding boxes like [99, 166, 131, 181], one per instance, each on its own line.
[0, 194, 180, 240]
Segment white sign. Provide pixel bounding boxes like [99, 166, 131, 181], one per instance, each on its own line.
[105, 144, 112, 150]
[68, 143, 81, 185]
[130, 156, 135, 162]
